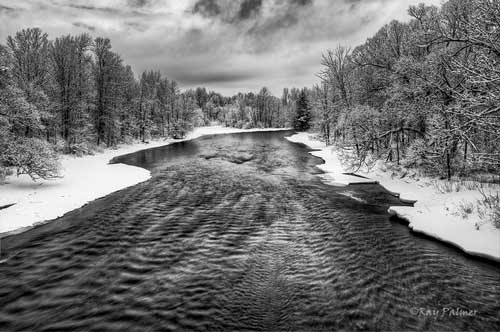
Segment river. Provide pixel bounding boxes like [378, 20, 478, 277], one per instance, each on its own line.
[1, 130, 499, 331]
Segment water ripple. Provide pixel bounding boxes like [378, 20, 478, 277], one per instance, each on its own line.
[1, 131, 499, 331]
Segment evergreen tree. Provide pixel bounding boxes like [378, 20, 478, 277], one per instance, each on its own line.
[293, 89, 311, 131]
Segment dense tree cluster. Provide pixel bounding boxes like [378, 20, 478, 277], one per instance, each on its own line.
[192, 86, 301, 129]
[312, 0, 500, 178]
[0, 29, 206, 179]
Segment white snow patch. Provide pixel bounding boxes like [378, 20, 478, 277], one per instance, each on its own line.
[0, 126, 289, 236]
[286, 132, 500, 262]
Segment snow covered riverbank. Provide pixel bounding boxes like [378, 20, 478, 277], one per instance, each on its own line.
[286, 132, 500, 263]
[0, 126, 289, 236]
[286, 132, 377, 186]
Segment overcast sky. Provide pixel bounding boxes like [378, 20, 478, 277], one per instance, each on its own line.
[0, 0, 441, 95]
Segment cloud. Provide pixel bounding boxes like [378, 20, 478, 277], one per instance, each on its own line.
[127, 0, 151, 7]
[0, 0, 442, 95]
[191, 0, 313, 29]
[238, 0, 263, 20]
[0, 5, 17, 13]
[72, 22, 96, 31]
[173, 69, 258, 85]
[193, 0, 222, 18]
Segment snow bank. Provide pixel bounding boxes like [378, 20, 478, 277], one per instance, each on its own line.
[0, 126, 289, 236]
[357, 162, 500, 263]
[286, 132, 377, 186]
[387, 206, 500, 262]
[286, 132, 500, 263]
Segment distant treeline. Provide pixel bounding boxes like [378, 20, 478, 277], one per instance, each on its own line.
[309, 0, 500, 178]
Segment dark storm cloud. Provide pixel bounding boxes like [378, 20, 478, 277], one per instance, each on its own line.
[238, 0, 263, 20]
[0, 5, 15, 12]
[72, 22, 96, 31]
[65, 4, 122, 15]
[344, 0, 392, 11]
[173, 70, 258, 85]
[127, 0, 151, 7]
[124, 21, 148, 32]
[192, 0, 312, 24]
[294, 0, 313, 5]
[0, 0, 442, 94]
[0, 5, 22, 14]
[192, 0, 221, 18]
[254, 0, 313, 32]
[187, 0, 317, 56]
[247, 5, 308, 36]
[64, 3, 150, 17]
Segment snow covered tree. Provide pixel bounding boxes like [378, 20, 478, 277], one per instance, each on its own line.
[0, 45, 59, 181]
[309, 0, 500, 178]
[50, 33, 94, 152]
[93, 37, 126, 147]
[311, 83, 335, 145]
[172, 90, 197, 138]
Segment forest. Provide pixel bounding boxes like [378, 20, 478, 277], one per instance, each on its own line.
[311, 0, 500, 180]
[1, 0, 499, 181]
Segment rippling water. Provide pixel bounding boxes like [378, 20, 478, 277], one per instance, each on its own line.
[1, 131, 499, 331]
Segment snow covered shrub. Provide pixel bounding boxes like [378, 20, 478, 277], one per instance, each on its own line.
[0, 166, 13, 183]
[492, 205, 500, 229]
[67, 141, 96, 156]
[403, 138, 444, 175]
[1, 138, 60, 180]
[403, 139, 428, 168]
[170, 120, 193, 139]
[234, 120, 246, 129]
[243, 122, 254, 129]
[432, 179, 473, 193]
[455, 200, 474, 219]
[477, 189, 500, 229]
[255, 121, 265, 129]
[337, 146, 375, 173]
[192, 108, 206, 127]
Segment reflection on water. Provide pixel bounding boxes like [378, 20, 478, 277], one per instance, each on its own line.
[1, 130, 499, 331]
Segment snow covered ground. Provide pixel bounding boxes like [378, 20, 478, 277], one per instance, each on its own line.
[286, 132, 500, 263]
[0, 126, 289, 236]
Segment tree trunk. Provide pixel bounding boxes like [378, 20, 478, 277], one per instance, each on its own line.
[396, 130, 400, 165]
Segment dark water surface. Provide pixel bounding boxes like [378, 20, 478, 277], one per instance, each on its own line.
[1, 130, 499, 331]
